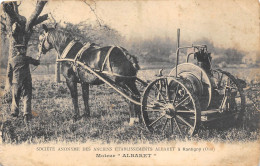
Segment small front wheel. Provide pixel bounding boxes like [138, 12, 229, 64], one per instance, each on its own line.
[141, 77, 201, 137]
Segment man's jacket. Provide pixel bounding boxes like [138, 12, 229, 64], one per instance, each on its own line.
[7, 55, 40, 85]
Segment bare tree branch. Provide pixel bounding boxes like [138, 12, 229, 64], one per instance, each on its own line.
[33, 13, 48, 26]
[82, 0, 102, 27]
[1, 14, 7, 27]
[12, 2, 19, 14]
[1, 21, 7, 32]
[0, 21, 6, 26]
[48, 12, 62, 28]
[17, 1, 21, 7]
[89, 0, 97, 10]
[26, 1, 47, 31]
[3, 2, 25, 25]
[1, 15, 6, 21]
[49, 12, 57, 24]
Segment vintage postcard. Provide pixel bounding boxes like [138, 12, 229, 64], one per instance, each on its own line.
[0, 0, 259, 165]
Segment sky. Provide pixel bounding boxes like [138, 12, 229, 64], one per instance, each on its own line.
[5, 0, 260, 53]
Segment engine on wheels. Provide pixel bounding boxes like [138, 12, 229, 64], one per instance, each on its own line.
[141, 30, 246, 136]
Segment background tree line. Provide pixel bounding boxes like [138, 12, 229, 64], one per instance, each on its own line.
[2, 20, 255, 68]
[1, 1, 258, 70]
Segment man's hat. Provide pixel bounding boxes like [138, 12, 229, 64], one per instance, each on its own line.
[14, 44, 25, 48]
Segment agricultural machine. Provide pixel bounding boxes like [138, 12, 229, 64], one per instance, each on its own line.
[141, 29, 246, 136]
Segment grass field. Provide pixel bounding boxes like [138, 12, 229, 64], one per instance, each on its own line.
[0, 67, 259, 144]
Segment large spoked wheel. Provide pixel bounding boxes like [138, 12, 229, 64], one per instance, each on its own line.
[212, 69, 246, 121]
[141, 77, 201, 137]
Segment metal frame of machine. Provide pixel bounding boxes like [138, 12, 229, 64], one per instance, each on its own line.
[140, 29, 246, 136]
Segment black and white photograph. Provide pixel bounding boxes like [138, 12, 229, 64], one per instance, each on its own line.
[0, 0, 259, 165]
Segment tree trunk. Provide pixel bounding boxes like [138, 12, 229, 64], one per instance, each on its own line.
[2, 1, 48, 90]
[3, 2, 48, 57]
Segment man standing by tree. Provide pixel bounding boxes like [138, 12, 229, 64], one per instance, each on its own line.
[5, 44, 40, 122]
[1, 1, 48, 122]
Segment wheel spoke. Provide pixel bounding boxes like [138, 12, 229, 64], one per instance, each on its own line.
[147, 95, 159, 104]
[153, 84, 167, 104]
[170, 118, 174, 134]
[142, 78, 201, 137]
[146, 101, 165, 108]
[176, 110, 195, 113]
[152, 83, 174, 113]
[171, 84, 179, 102]
[175, 95, 190, 108]
[144, 108, 165, 112]
[176, 115, 193, 129]
[146, 86, 166, 106]
[149, 114, 165, 127]
[162, 118, 169, 131]
[146, 97, 165, 108]
[173, 118, 182, 136]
